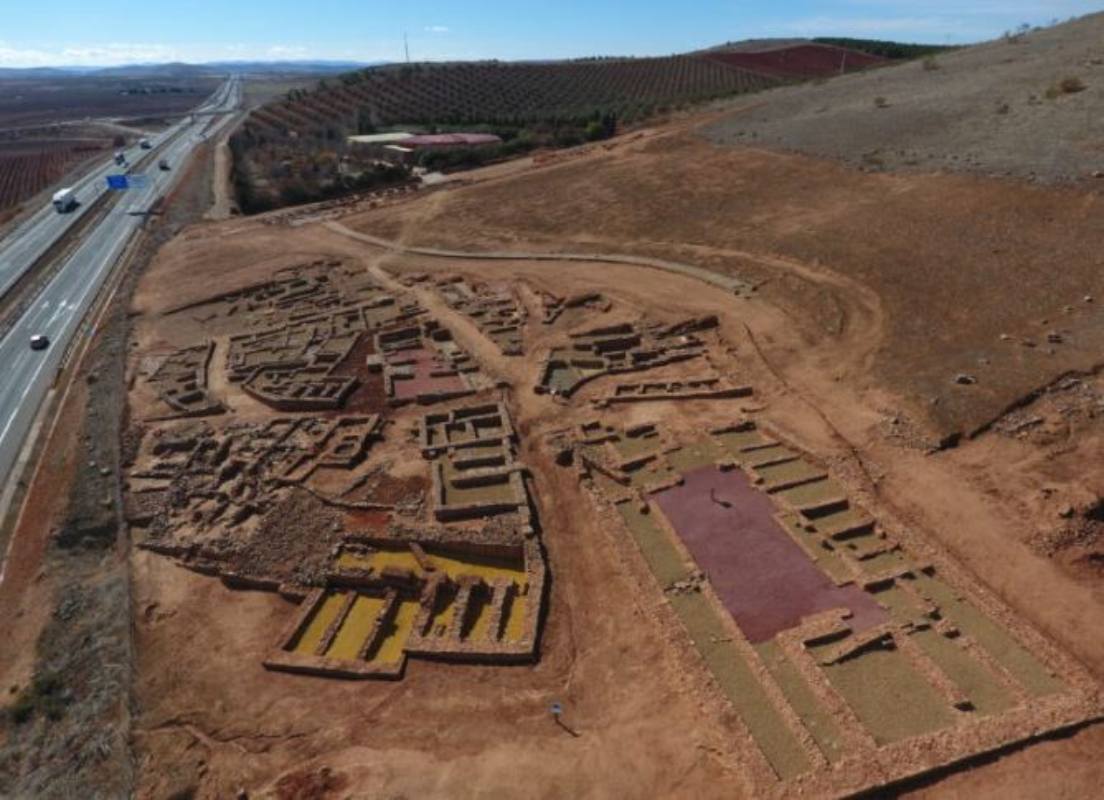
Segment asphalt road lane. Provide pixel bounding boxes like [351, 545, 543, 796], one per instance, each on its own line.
[0, 76, 241, 492]
[0, 78, 238, 299]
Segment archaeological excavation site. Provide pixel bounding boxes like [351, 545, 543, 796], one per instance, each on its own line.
[7, 13, 1104, 800]
[99, 165, 1104, 795]
[127, 261, 544, 681]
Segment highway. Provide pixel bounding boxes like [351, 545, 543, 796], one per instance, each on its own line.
[0, 76, 242, 499]
[0, 78, 239, 300]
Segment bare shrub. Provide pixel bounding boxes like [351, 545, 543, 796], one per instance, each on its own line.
[861, 151, 885, 168]
[1060, 76, 1087, 93]
[1046, 76, 1087, 98]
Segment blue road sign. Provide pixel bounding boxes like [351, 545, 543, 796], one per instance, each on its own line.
[107, 174, 150, 190]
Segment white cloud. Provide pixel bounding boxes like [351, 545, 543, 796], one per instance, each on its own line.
[0, 41, 351, 68]
[60, 43, 177, 63]
[424, 25, 450, 34]
[0, 41, 64, 67]
[266, 44, 309, 59]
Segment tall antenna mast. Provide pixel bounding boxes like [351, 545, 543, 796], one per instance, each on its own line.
[404, 32, 410, 63]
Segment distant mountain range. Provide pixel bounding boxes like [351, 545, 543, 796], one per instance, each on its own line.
[0, 60, 382, 80]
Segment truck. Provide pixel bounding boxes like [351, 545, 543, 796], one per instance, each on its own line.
[139, 138, 152, 150]
[114, 151, 126, 166]
[51, 187, 77, 213]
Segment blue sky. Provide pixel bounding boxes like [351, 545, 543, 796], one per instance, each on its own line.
[1, 0, 1100, 67]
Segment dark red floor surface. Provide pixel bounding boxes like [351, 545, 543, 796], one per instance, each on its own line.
[654, 466, 887, 642]
[389, 347, 467, 400]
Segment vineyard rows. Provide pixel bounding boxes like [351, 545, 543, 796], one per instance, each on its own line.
[703, 44, 886, 79]
[0, 143, 107, 212]
[231, 50, 888, 213]
[244, 56, 782, 136]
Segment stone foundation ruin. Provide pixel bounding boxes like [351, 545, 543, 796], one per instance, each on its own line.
[166, 261, 424, 413]
[143, 342, 225, 419]
[128, 292, 549, 685]
[420, 403, 533, 528]
[260, 401, 544, 679]
[535, 288, 612, 325]
[536, 316, 718, 398]
[436, 276, 526, 355]
[124, 253, 1102, 795]
[264, 536, 545, 679]
[126, 414, 386, 544]
[599, 374, 753, 406]
[569, 415, 1102, 796]
[374, 320, 488, 406]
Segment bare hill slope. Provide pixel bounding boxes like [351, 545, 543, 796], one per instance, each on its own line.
[705, 13, 1104, 182]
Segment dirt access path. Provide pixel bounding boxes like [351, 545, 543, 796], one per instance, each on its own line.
[325, 220, 752, 295]
[204, 112, 244, 221]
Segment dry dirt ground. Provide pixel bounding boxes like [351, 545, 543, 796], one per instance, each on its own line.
[124, 228, 754, 798]
[344, 119, 1104, 445]
[705, 13, 1104, 183]
[6, 29, 1104, 796]
[116, 192, 1104, 797]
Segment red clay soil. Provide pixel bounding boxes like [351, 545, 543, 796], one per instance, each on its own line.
[330, 333, 388, 415]
[272, 765, 348, 800]
[371, 473, 427, 505]
[703, 45, 886, 79]
[343, 509, 391, 532]
[654, 466, 888, 642]
[389, 347, 467, 400]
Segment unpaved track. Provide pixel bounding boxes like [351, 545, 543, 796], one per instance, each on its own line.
[325, 220, 752, 295]
[324, 220, 887, 426]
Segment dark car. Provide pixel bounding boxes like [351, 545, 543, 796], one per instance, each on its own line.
[158, 159, 170, 171]
[30, 335, 50, 351]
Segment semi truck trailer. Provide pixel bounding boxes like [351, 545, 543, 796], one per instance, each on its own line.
[51, 187, 77, 213]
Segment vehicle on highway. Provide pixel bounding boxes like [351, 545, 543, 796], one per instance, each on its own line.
[139, 138, 152, 149]
[114, 151, 126, 166]
[158, 159, 170, 171]
[51, 187, 78, 214]
[29, 335, 50, 351]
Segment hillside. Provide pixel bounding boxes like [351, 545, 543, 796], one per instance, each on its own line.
[703, 43, 887, 79]
[705, 13, 1104, 182]
[229, 35, 952, 212]
[246, 56, 777, 133]
[811, 37, 955, 60]
[229, 55, 786, 211]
